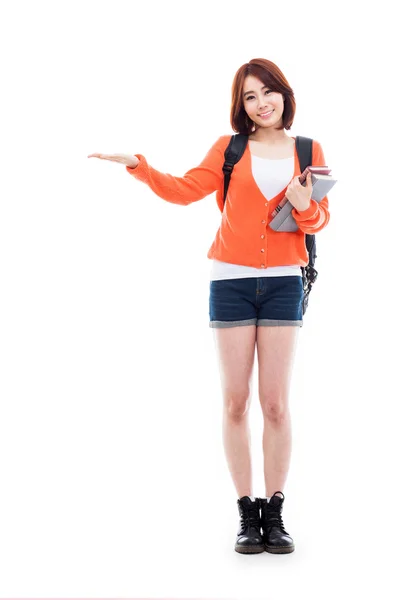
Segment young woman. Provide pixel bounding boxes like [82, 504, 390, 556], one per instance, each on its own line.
[88, 58, 330, 555]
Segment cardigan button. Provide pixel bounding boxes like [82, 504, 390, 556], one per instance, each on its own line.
[261, 235, 265, 239]
[261, 264, 265, 268]
[261, 220, 266, 224]
[261, 249, 265, 253]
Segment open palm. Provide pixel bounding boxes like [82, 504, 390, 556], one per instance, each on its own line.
[87, 153, 138, 169]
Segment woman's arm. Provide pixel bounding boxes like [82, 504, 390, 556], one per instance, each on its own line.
[291, 140, 331, 234]
[126, 135, 228, 206]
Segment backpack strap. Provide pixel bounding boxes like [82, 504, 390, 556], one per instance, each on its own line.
[295, 135, 313, 174]
[222, 133, 248, 203]
[295, 136, 316, 269]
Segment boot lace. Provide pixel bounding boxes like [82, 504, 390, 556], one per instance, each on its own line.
[266, 504, 289, 535]
[238, 500, 260, 530]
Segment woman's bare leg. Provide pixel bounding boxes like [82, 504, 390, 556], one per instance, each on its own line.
[256, 326, 300, 496]
[212, 325, 257, 498]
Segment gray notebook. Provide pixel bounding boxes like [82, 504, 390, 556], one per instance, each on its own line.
[269, 174, 337, 232]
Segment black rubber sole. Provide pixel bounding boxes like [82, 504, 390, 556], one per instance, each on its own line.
[264, 544, 295, 554]
[235, 544, 265, 554]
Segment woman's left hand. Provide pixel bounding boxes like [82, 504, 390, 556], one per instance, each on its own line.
[285, 172, 313, 212]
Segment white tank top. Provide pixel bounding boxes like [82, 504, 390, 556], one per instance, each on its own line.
[210, 153, 302, 281]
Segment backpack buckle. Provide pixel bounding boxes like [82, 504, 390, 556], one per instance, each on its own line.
[222, 162, 234, 174]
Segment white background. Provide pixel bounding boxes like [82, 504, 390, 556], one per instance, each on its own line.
[0, 0, 399, 598]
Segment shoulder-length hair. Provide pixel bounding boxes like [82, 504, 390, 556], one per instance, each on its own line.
[230, 58, 296, 134]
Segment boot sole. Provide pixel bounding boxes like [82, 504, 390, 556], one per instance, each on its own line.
[264, 544, 295, 554]
[235, 544, 265, 554]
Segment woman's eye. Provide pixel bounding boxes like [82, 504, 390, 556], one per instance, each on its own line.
[246, 90, 272, 101]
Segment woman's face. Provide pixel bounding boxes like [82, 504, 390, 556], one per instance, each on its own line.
[242, 75, 285, 130]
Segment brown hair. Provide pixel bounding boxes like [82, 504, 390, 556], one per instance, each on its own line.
[230, 58, 296, 134]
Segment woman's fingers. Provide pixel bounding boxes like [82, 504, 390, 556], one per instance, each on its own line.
[87, 153, 139, 169]
[87, 153, 138, 167]
[87, 153, 121, 161]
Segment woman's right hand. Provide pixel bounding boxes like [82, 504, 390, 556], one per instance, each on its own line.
[87, 153, 139, 169]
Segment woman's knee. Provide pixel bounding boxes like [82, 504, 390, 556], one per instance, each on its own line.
[224, 389, 251, 421]
[260, 392, 289, 425]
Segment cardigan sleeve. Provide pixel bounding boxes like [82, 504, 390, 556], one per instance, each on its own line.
[125, 135, 227, 206]
[291, 140, 331, 234]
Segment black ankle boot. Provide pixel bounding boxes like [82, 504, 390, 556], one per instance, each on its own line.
[235, 496, 264, 554]
[259, 491, 295, 554]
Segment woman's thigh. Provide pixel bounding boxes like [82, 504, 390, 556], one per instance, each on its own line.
[212, 325, 257, 409]
[256, 326, 300, 414]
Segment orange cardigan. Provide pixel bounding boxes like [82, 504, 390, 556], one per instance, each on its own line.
[126, 135, 330, 269]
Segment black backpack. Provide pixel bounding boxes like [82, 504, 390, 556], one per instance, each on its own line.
[222, 134, 318, 315]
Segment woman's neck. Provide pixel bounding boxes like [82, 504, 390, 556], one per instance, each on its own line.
[249, 129, 290, 144]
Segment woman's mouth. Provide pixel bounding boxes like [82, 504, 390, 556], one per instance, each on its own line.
[259, 110, 274, 119]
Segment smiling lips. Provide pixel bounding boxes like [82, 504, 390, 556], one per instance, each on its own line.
[259, 110, 274, 118]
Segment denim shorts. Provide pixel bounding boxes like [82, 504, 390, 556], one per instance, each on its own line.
[209, 276, 304, 328]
